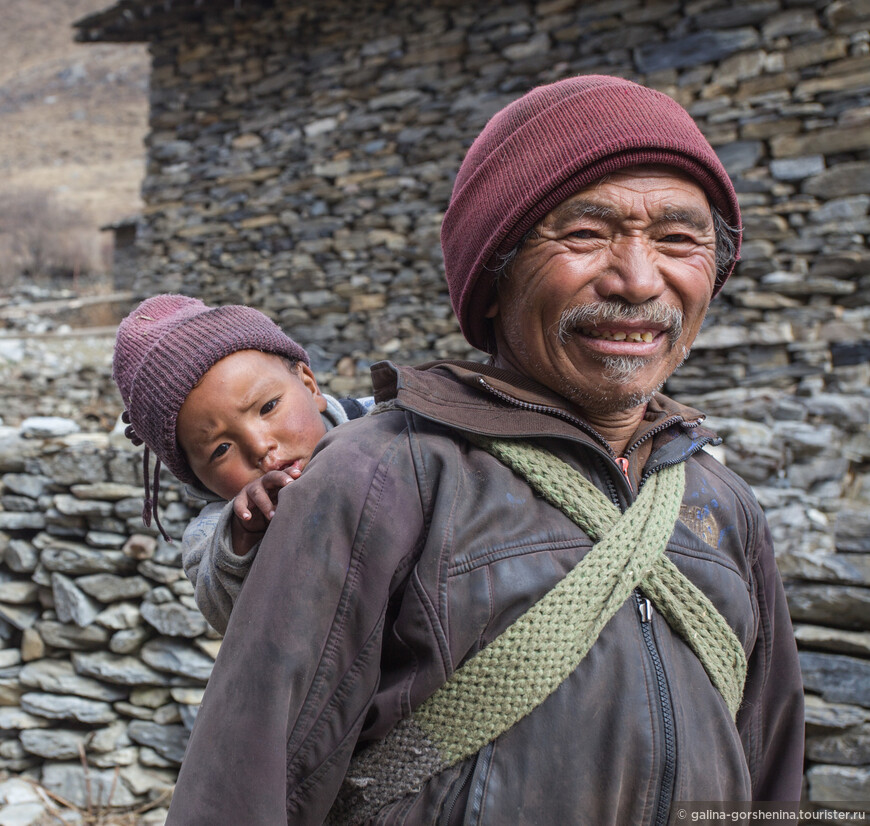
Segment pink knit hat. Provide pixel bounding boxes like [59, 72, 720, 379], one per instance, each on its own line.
[113, 294, 309, 534]
[441, 74, 742, 352]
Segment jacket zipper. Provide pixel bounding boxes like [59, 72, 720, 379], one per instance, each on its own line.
[440, 758, 474, 826]
[623, 414, 701, 459]
[479, 375, 701, 823]
[635, 592, 677, 826]
[477, 378, 620, 460]
[600, 452, 679, 826]
[639, 436, 715, 488]
[440, 742, 493, 825]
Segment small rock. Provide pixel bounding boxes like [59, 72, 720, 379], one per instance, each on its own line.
[18, 629, 43, 663]
[800, 652, 870, 707]
[141, 601, 208, 638]
[123, 534, 157, 560]
[19, 659, 127, 702]
[0, 604, 40, 631]
[40, 543, 136, 576]
[19, 728, 87, 760]
[769, 155, 825, 181]
[0, 475, 51, 500]
[95, 600, 142, 631]
[70, 482, 141, 501]
[34, 620, 110, 650]
[786, 584, 870, 632]
[71, 651, 168, 686]
[52, 494, 113, 518]
[806, 723, 870, 766]
[3, 541, 38, 574]
[129, 687, 172, 709]
[41, 762, 137, 808]
[140, 638, 214, 682]
[806, 764, 870, 809]
[0, 708, 51, 731]
[0, 801, 46, 826]
[0, 514, 45, 532]
[0, 582, 38, 605]
[127, 720, 189, 765]
[89, 745, 139, 768]
[109, 626, 151, 655]
[51, 573, 100, 627]
[20, 418, 80, 439]
[140, 746, 174, 768]
[20, 692, 117, 725]
[76, 574, 151, 602]
[170, 686, 205, 706]
[0, 778, 41, 805]
[119, 764, 175, 797]
[86, 720, 131, 753]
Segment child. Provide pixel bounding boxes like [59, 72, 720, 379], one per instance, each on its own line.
[112, 294, 373, 633]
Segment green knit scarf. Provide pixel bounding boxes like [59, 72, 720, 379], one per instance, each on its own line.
[326, 437, 747, 825]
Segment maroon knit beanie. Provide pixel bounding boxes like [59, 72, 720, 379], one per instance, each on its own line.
[113, 294, 309, 488]
[441, 74, 742, 353]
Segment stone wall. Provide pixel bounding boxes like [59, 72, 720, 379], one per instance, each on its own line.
[0, 418, 206, 821]
[95, 0, 870, 400]
[0, 0, 861, 814]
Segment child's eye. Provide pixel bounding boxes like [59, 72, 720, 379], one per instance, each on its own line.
[260, 398, 279, 415]
[210, 443, 230, 462]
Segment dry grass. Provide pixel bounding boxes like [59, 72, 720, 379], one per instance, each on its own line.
[0, 0, 148, 237]
[20, 747, 170, 826]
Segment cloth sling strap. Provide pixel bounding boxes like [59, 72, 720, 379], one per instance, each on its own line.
[325, 437, 747, 825]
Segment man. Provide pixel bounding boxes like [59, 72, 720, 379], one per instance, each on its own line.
[166, 75, 804, 825]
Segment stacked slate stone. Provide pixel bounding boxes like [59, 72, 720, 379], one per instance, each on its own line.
[0, 416, 211, 819]
[71, 0, 870, 402]
[0, 327, 119, 432]
[2, 0, 862, 813]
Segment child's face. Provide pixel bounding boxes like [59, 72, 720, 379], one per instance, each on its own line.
[176, 350, 328, 500]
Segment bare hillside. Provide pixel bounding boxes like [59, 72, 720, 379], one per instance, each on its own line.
[0, 0, 149, 229]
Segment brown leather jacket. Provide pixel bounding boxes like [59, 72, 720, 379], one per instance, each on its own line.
[166, 360, 804, 826]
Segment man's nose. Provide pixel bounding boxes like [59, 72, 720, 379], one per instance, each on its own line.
[597, 239, 666, 304]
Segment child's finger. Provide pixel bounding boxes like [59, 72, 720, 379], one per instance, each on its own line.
[232, 496, 253, 522]
[262, 470, 296, 489]
[249, 485, 276, 520]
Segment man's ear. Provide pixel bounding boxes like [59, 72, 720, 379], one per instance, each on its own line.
[484, 296, 499, 319]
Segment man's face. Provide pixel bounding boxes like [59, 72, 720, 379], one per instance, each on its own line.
[176, 350, 328, 500]
[487, 167, 718, 415]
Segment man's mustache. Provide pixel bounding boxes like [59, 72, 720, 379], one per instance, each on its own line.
[557, 302, 684, 346]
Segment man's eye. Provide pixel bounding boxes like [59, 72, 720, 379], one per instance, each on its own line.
[260, 398, 279, 415]
[569, 229, 598, 239]
[660, 233, 694, 244]
[210, 443, 230, 462]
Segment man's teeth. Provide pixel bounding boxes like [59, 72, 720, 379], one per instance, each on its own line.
[586, 330, 655, 342]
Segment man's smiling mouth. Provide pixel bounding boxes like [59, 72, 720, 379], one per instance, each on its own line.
[557, 302, 684, 346]
[585, 329, 656, 342]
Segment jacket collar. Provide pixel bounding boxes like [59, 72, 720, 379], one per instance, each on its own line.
[370, 359, 717, 460]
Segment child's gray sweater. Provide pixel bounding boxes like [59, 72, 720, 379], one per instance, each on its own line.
[181, 394, 372, 634]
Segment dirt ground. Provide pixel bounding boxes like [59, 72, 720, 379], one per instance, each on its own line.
[0, 0, 149, 278]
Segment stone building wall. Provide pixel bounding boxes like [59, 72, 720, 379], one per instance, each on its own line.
[85, 0, 870, 401]
[0, 0, 863, 815]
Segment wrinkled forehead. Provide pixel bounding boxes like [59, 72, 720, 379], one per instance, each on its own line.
[540, 164, 714, 225]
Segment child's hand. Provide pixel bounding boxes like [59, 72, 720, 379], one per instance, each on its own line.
[229, 470, 297, 554]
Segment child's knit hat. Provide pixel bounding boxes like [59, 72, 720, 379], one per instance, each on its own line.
[113, 294, 309, 535]
[440, 74, 742, 353]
